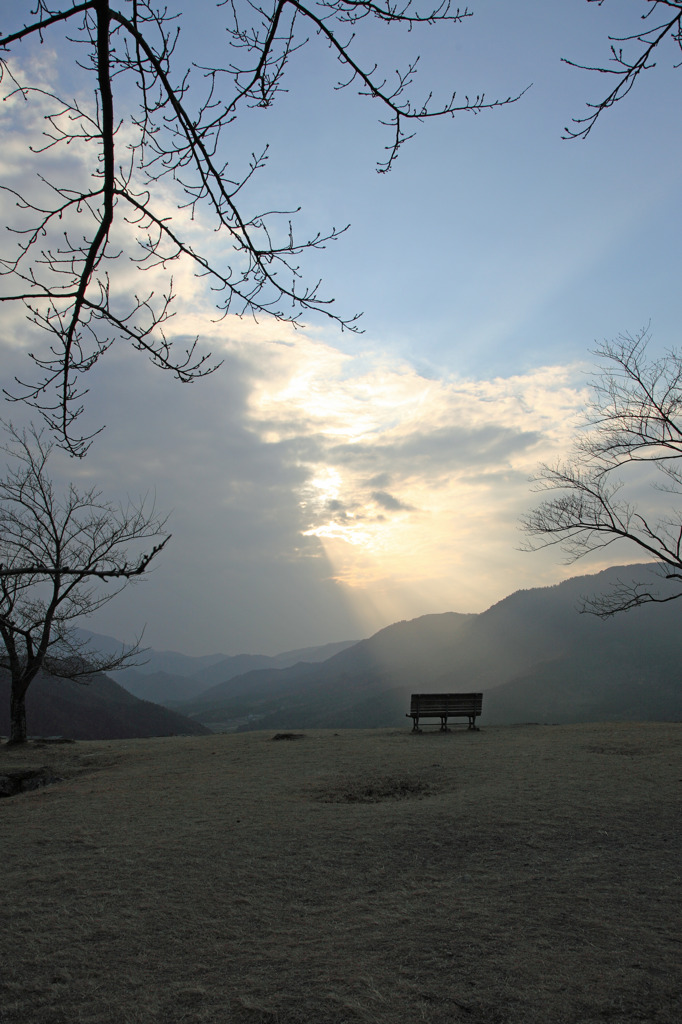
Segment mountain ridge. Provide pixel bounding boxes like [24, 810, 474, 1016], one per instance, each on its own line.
[176, 563, 682, 730]
[34, 562, 682, 738]
[0, 670, 211, 741]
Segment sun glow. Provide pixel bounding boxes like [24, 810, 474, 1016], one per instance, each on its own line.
[226, 332, 590, 613]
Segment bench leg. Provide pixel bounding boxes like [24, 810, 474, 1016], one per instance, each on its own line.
[440, 716, 449, 732]
[412, 716, 421, 733]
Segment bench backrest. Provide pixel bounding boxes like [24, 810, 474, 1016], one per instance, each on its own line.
[409, 692, 483, 716]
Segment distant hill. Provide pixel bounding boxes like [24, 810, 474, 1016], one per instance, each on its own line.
[189, 639, 362, 690]
[484, 620, 682, 724]
[176, 611, 476, 729]
[106, 636, 361, 706]
[110, 669, 206, 706]
[0, 670, 211, 741]
[177, 564, 682, 730]
[75, 627, 239, 678]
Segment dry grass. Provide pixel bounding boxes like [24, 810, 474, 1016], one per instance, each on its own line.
[1, 722, 680, 1024]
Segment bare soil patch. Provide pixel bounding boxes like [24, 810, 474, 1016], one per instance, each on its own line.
[0, 722, 680, 1024]
[313, 770, 436, 803]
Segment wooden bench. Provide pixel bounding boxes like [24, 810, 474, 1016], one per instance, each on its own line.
[407, 692, 482, 732]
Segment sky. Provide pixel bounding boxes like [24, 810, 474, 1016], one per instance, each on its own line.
[1, 1, 681, 656]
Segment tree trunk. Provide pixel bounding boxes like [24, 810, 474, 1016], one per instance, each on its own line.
[8, 681, 28, 745]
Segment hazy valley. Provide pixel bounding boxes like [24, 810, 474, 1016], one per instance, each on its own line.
[133, 562, 682, 736]
[3, 563, 677, 743]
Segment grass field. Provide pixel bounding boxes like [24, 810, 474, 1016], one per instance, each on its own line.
[1, 722, 681, 1024]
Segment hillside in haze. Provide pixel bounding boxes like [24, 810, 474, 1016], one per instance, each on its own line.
[176, 564, 682, 730]
[111, 638, 361, 706]
[46, 563, 682, 738]
[0, 670, 211, 741]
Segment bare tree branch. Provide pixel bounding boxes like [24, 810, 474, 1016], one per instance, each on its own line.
[521, 328, 682, 617]
[0, 1, 526, 455]
[564, 1, 682, 140]
[0, 420, 170, 743]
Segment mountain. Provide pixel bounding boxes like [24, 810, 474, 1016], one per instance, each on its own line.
[182, 639, 361, 689]
[0, 670, 211, 741]
[69, 630, 229, 706]
[75, 629, 228, 679]
[177, 611, 477, 728]
[110, 669, 208, 706]
[97, 634, 361, 705]
[177, 564, 682, 730]
[483, 609, 682, 724]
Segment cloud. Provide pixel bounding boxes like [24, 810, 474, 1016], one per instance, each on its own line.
[199, 330, 593, 615]
[328, 423, 541, 479]
[371, 491, 414, 512]
[0, 39, 604, 653]
[0, 318, 594, 653]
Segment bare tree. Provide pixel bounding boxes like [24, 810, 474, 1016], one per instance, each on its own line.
[0, 1, 524, 457]
[522, 329, 682, 616]
[564, 0, 682, 139]
[0, 421, 169, 744]
[545, 5, 682, 606]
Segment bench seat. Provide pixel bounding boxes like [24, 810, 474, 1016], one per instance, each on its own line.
[407, 692, 482, 732]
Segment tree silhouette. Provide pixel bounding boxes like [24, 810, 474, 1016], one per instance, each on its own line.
[564, 0, 682, 139]
[0, 1, 523, 456]
[0, 421, 169, 743]
[522, 329, 682, 616]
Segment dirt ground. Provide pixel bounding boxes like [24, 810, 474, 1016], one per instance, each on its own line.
[1, 721, 680, 1024]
